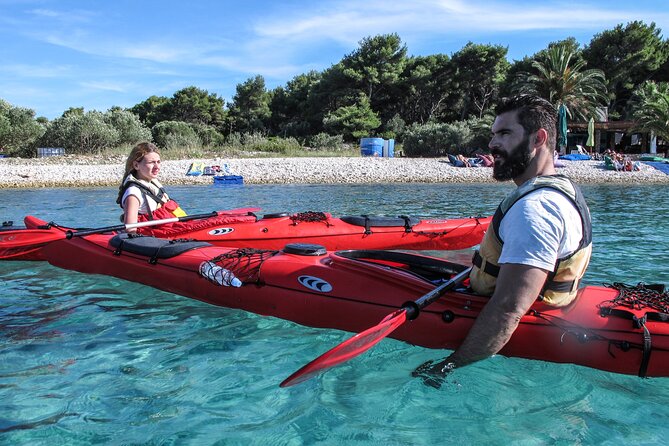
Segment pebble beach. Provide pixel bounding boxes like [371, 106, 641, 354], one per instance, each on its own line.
[0, 155, 668, 188]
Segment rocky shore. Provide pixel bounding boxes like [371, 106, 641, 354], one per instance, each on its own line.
[0, 155, 668, 188]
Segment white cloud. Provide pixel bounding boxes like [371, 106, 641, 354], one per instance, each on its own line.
[28, 7, 95, 23]
[4, 64, 73, 78]
[254, 0, 669, 41]
[79, 81, 128, 93]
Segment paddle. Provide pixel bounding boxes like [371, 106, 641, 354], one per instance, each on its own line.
[0, 211, 232, 260]
[64, 211, 221, 238]
[280, 266, 472, 387]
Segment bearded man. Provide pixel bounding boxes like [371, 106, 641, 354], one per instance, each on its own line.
[414, 95, 592, 387]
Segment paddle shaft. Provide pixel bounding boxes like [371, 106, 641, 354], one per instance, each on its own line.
[403, 266, 472, 320]
[280, 266, 472, 387]
[65, 211, 218, 238]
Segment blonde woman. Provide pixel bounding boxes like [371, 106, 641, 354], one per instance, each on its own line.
[116, 142, 186, 229]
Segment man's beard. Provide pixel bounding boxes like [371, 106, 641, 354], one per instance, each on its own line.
[492, 136, 533, 181]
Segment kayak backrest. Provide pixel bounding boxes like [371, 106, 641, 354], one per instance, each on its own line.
[110, 234, 211, 259]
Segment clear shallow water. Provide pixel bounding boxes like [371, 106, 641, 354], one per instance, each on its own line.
[1, 183, 668, 445]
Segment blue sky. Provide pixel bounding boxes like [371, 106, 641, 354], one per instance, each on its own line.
[2, 0, 668, 119]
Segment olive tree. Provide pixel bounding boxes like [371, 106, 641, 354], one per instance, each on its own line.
[0, 99, 46, 157]
[41, 110, 118, 154]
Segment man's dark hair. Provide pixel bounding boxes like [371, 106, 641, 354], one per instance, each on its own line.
[495, 95, 557, 150]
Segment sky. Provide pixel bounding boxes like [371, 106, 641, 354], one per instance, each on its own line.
[1, 0, 668, 120]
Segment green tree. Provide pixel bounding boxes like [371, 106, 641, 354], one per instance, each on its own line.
[62, 107, 84, 117]
[322, 94, 381, 141]
[227, 75, 271, 134]
[339, 34, 407, 104]
[167, 86, 226, 127]
[269, 71, 322, 137]
[312, 34, 408, 132]
[447, 43, 509, 120]
[0, 99, 46, 156]
[513, 43, 608, 121]
[583, 21, 669, 118]
[502, 38, 584, 97]
[629, 81, 669, 141]
[130, 95, 170, 128]
[394, 54, 452, 125]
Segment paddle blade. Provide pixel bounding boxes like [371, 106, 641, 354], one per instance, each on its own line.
[280, 309, 408, 387]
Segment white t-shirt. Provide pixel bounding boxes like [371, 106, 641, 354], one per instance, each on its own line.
[498, 188, 583, 272]
[122, 185, 158, 216]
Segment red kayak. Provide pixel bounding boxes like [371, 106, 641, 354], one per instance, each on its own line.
[13, 210, 490, 261]
[41, 227, 669, 378]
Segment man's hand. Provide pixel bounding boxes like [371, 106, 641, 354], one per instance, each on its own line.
[412, 359, 456, 389]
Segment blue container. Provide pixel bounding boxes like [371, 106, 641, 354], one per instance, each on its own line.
[360, 137, 384, 157]
[383, 139, 395, 158]
[213, 175, 244, 185]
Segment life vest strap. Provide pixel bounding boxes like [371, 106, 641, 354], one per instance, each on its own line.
[543, 279, 577, 292]
[472, 251, 500, 277]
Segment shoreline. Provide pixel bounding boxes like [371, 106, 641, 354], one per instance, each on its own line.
[1, 156, 668, 188]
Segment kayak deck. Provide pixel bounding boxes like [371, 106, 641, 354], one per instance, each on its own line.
[40, 230, 669, 378]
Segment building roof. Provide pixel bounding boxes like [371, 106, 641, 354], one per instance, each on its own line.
[568, 120, 638, 132]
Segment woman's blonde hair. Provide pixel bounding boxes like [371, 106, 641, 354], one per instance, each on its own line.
[116, 142, 161, 205]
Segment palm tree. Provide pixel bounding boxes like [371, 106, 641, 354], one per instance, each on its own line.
[512, 44, 608, 121]
[629, 81, 669, 142]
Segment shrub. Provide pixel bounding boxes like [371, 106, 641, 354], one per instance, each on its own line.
[152, 121, 201, 150]
[103, 108, 152, 146]
[309, 133, 344, 151]
[249, 136, 301, 154]
[190, 123, 225, 147]
[402, 122, 451, 157]
[402, 116, 494, 157]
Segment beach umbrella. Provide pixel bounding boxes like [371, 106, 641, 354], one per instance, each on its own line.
[586, 117, 595, 148]
[557, 104, 568, 151]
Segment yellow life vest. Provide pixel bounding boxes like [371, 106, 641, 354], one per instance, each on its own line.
[470, 175, 592, 307]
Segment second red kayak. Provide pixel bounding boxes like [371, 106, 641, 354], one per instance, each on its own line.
[23, 210, 490, 252]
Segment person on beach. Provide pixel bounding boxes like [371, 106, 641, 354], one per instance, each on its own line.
[413, 94, 592, 387]
[116, 142, 187, 229]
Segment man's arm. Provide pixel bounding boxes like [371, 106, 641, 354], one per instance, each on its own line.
[413, 263, 547, 383]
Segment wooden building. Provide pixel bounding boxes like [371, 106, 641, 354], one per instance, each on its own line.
[567, 120, 666, 155]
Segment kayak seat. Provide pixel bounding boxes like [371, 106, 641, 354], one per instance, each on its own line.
[336, 249, 467, 282]
[340, 215, 421, 228]
[110, 233, 211, 261]
[340, 215, 421, 234]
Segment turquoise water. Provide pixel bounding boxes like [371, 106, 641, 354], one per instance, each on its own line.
[1, 183, 668, 445]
